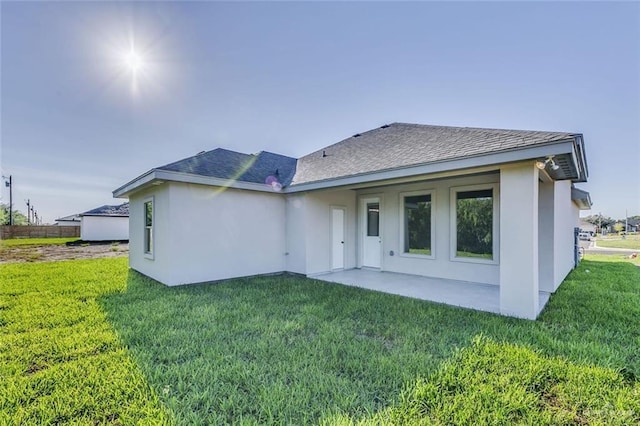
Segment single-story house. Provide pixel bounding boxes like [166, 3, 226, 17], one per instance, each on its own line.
[80, 203, 129, 241]
[55, 213, 81, 227]
[613, 221, 638, 234]
[579, 220, 596, 235]
[114, 123, 591, 319]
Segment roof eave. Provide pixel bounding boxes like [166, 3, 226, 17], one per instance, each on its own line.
[571, 187, 592, 210]
[285, 140, 578, 193]
[573, 133, 589, 182]
[113, 169, 281, 198]
[80, 214, 129, 217]
[113, 169, 157, 198]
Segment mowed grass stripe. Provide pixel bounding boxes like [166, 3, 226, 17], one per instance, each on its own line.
[0, 258, 170, 425]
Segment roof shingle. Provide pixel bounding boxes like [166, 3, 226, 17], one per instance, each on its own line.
[81, 203, 129, 217]
[157, 148, 297, 186]
[291, 123, 576, 185]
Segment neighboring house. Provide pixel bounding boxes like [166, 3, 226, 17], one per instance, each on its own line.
[114, 123, 591, 320]
[55, 213, 81, 227]
[80, 203, 129, 241]
[613, 220, 638, 233]
[579, 220, 596, 235]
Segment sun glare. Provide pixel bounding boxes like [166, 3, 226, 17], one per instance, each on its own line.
[100, 29, 165, 98]
[124, 50, 143, 73]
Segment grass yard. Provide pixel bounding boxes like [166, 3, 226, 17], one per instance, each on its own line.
[586, 252, 640, 267]
[2, 256, 639, 424]
[597, 235, 640, 250]
[0, 258, 169, 424]
[0, 237, 79, 248]
[100, 257, 640, 424]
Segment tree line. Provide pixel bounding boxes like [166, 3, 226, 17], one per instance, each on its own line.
[1, 203, 28, 225]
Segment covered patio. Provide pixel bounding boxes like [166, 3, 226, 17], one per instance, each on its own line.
[312, 269, 550, 316]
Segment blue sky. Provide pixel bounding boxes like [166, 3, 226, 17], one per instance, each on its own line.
[1, 1, 638, 223]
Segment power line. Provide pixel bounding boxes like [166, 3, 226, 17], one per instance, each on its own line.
[2, 175, 12, 225]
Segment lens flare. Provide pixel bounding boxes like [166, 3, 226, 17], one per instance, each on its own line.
[125, 50, 143, 72]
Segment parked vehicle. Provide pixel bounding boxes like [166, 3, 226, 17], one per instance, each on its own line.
[578, 232, 591, 241]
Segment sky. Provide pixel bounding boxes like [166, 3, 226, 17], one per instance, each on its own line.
[1, 1, 639, 224]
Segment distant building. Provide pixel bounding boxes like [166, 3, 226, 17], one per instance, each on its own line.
[80, 203, 129, 241]
[579, 220, 596, 235]
[55, 213, 81, 227]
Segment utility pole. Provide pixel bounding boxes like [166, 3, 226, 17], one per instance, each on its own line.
[2, 175, 12, 225]
[625, 209, 628, 239]
[26, 199, 31, 225]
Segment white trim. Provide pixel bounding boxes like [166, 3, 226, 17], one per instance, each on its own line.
[398, 189, 436, 260]
[143, 196, 154, 260]
[449, 183, 500, 265]
[359, 195, 383, 269]
[330, 205, 347, 270]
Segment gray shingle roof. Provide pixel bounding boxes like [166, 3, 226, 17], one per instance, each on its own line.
[291, 123, 576, 185]
[81, 203, 129, 217]
[158, 148, 297, 186]
[55, 214, 81, 222]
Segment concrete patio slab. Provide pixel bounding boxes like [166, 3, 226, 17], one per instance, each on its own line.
[312, 268, 550, 317]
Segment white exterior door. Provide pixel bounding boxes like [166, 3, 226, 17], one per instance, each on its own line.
[331, 207, 345, 270]
[362, 197, 382, 268]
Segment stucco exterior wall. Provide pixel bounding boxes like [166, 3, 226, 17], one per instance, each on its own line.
[129, 183, 287, 286]
[553, 180, 576, 288]
[356, 173, 501, 285]
[303, 189, 357, 275]
[538, 180, 555, 293]
[125, 164, 580, 304]
[165, 183, 286, 285]
[285, 194, 307, 274]
[129, 185, 173, 285]
[80, 216, 129, 241]
[500, 163, 539, 319]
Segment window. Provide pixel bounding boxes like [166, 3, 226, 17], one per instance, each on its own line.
[454, 188, 494, 260]
[367, 203, 379, 237]
[402, 193, 433, 256]
[144, 200, 153, 255]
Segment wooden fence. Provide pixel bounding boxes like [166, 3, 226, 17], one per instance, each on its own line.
[1, 225, 81, 239]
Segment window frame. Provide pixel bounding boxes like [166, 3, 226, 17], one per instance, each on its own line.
[143, 197, 154, 259]
[366, 202, 380, 237]
[399, 189, 436, 259]
[449, 183, 499, 265]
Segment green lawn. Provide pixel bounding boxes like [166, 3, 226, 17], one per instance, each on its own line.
[597, 236, 640, 250]
[0, 237, 79, 248]
[0, 258, 170, 424]
[101, 258, 640, 424]
[2, 256, 639, 424]
[586, 252, 640, 267]
[334, 337, 639, 425]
